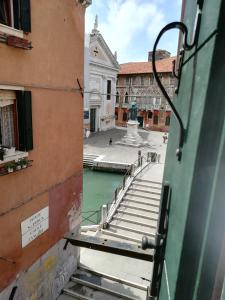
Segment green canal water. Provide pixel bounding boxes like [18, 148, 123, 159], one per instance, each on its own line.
[82, 169, 123, 224]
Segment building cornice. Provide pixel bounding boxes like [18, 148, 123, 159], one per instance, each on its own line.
[90, 61, 119, 73]
[75, 0, 92, 8]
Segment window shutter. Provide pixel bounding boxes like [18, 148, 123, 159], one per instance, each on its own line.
[17, 91, 33, 151]
[13, 0, 20, 30]
[20, 0, 31, 32]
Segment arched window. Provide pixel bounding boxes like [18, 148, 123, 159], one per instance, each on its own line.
[116, 92, 119, 103]
[123, 112, 127, 121]
[148, 111, 153, 119]
[153, 115, 158, 125]
[153, 111, 159, 125]
[125, 92, 129, 104]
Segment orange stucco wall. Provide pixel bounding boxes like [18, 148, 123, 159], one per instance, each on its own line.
[0, 0, 85, 291]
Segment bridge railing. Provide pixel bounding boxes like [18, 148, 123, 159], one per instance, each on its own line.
[81, 151, 159, 227]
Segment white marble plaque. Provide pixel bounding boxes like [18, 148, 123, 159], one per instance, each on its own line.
[21, 206, 49, 248]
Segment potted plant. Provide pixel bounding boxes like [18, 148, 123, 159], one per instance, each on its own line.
[20, 158, 28, 169]
[5, 161, 16, 173]
[15, 160, 22, 170]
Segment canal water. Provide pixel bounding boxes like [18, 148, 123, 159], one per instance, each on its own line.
[82, 168, 123, 224]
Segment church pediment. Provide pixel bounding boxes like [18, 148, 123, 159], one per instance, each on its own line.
[90, 33, 119, 70]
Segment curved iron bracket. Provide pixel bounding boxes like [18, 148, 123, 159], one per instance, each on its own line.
[152, 2, 202, 161]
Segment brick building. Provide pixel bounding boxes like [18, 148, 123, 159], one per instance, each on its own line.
[116, 50, 176, 132]
[0, 0, 90, 299]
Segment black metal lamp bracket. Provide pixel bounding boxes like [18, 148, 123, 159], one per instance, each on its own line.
[152, 0, 203, 161]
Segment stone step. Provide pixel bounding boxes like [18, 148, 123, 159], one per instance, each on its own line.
[123, 197, 160, 208]
[119, 203, 159, 214]
[129, 187, 161, 196]
[112, 215, 157, 230]
[126, 191, 160, 201]
[110, 222, 156, 237]
[116, 209, 158, 221]
[131, 182, 162, 190]
[101, 229, 142, 244]
[124, 193, 160, 202]
[105, 225, 155, 242]
[62, 288, 90, 300]
[83, 154, 99, 158]
[134, 178, 162, 185]
[77, 265, 148, 291]
[131, 184, 162, 194]
[70, 276, 137, 300]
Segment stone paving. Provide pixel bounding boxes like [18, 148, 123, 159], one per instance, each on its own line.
[84, 127, 168, 165]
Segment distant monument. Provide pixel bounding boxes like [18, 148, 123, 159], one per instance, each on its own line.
[129, 102, 138, 120]
[116, 102, 148, 148]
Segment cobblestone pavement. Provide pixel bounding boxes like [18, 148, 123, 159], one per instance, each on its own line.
[84, 127, 168, 165]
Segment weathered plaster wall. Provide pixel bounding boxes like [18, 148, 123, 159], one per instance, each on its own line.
[0, 0, 85, 296]
[0, 237, 80, 300]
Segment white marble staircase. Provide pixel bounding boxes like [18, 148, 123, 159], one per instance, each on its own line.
[100, 178, 162, 245]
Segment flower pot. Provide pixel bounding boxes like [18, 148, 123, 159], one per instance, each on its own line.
[16, 165, 22, 170]
[7, 167, 14, 173]
[22, 164, 27, 169]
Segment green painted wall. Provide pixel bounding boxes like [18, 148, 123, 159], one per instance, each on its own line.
[159, 0, 225, 299]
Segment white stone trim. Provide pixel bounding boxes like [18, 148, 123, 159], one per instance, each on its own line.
[0, 90, 16, 101]
[0, 85, 24, 91]
[0, 23, 23, 38]
[0, 150, 28, 165]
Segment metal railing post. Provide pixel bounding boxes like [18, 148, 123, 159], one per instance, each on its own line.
[100, 204, 107, 225]
[114, 188, 118, 202]
[147, 152, 151, 162]
[130, 164, 135, 177]
[123, 176, 126, 189]
[138, 150, 141, 166]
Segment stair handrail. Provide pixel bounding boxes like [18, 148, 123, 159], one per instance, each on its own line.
[81, 151, 159, 227]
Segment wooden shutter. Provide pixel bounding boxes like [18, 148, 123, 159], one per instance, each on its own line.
[16, 91, 33, 151]
[13, 0, 20, 30]
[20, 0, 31, 32]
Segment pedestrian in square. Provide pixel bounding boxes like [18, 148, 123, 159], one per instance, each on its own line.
[163, 132, 168, 144]
[109, 138, 112, 145]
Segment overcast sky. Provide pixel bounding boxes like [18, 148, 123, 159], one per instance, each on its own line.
[85, 0, 182, 63]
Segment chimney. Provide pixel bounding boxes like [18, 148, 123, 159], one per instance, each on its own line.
[148, 50, 171, 61]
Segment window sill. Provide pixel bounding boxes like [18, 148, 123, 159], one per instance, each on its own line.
[0, 150, 28, 165]
[0, 23, 23, 38]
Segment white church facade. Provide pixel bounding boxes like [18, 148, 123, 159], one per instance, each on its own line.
[84, 17, 119, 134]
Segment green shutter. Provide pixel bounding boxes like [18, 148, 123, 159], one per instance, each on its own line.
[17, 91, 33, 151]
[20, 0, 31, 32]
[13, 0, 20, 30]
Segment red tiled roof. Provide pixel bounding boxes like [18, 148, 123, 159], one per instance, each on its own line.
[119, 56, 176, 75]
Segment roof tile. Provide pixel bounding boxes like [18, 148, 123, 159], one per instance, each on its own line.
[119, 56, 176, 75]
